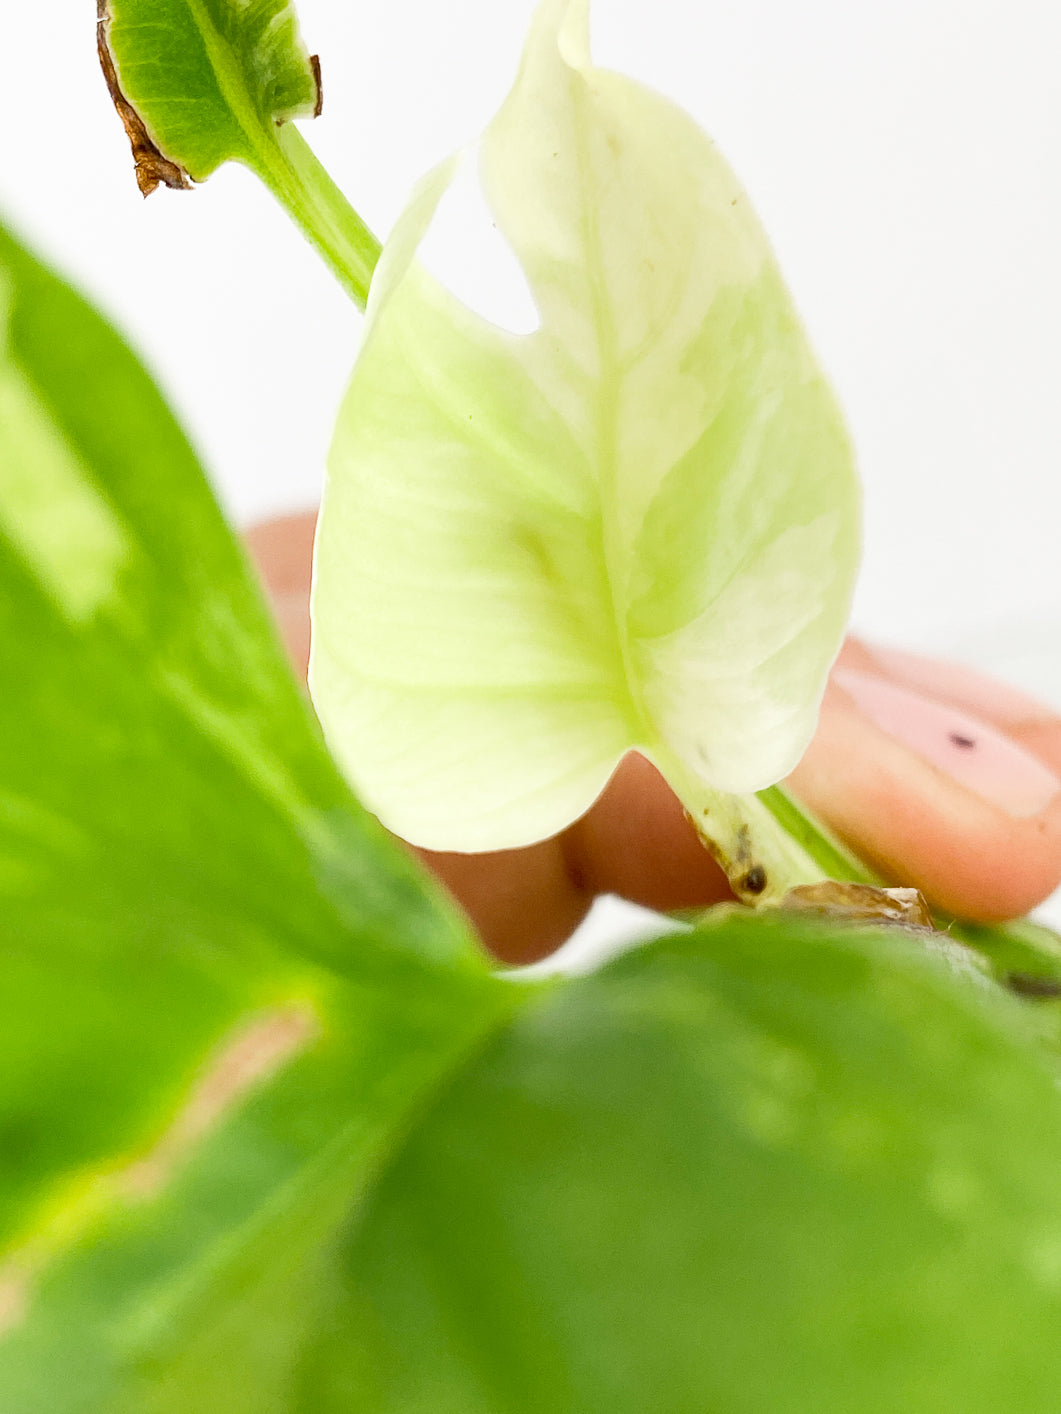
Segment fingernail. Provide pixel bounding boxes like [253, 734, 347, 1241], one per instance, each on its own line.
[866, 647, 1055, 725]
[834, 668, 1061, 819]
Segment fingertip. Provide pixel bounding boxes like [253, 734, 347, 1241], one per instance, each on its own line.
[790, 668, 1061, 923]
[243, 511, 318, 596]
[413, 839, 592, 965]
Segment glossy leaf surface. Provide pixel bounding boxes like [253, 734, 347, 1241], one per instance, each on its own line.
[312, 0, 860, 850]
[0, 221, 509, 1409]
[333, 911, 1061, 1413]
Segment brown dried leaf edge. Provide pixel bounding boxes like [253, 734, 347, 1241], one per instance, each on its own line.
[96, 2, 324, 196]
[96, 0, 193, 197]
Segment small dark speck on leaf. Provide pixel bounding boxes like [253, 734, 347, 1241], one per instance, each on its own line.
[1006, 971, 1061, 1000]
[949, 732, 976, 750]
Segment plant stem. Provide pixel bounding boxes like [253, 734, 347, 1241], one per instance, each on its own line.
[756, 784, 879, 886]
[254, 125, 382, 310]
[752, 788, 1061, 1008]
[654, 749, 833, 903]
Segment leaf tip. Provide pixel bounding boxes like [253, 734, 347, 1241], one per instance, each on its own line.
[555, 0, 592, 70]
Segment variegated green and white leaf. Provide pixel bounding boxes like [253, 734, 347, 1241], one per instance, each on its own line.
[311, 0, 860, 852]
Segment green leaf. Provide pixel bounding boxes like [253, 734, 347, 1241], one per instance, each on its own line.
[98, 0, 320, 185]
[97, 0, 381, 306]
[311, 0, 860, 852]
[4, 212, 1061, 1412]
[327, 910, 1061, 1414]
[0, 219, 515, 1407]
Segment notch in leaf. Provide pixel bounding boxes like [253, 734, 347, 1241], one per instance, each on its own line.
[310, 0, 861, 896]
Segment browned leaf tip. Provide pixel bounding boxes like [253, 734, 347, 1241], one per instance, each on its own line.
[97, 0, 191, 197]
[310, 54, 324, 119]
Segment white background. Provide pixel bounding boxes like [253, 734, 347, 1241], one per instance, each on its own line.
[5, 0, 1061, 667]
[3, 0, 1061, 943]
[5, 0, 1061, 666]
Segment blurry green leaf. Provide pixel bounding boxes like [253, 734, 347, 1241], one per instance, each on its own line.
[311, 0, 860, 851]
[3, 210, 1061, 1412]
[0, 220, 516, 1408]
[328, 909, 1061, 1414]
[98, 0, 320, 188]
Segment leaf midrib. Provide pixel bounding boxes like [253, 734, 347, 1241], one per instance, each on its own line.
[179, 0, 284, 174]
[569, 69, 651, 748]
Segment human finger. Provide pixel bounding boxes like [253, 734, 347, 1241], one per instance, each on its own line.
[243, 513, 1061, 954]
[787, 639, 1061, 921]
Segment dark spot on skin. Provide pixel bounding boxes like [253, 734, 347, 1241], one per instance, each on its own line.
[949, 732, 976, 750]
[741, 864, 767, 895]
[1006, 971, 1061, 1000]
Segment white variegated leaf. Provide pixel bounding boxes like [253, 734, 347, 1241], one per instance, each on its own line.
[311, 0, 860, 850]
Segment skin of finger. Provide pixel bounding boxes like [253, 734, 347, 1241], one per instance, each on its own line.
[846, 641, 1056, 729]
[244, 515, 315, 680]
[840, 638, 1061, 838]
[564, 753, 732, 914]
[413, 840, 593, 965]
[244, 514, 318, 596]
[789, 679, 1061, 922]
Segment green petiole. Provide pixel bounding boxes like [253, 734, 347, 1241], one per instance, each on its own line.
[255, 125, 381, 310]
[756, 783, 878, 886]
